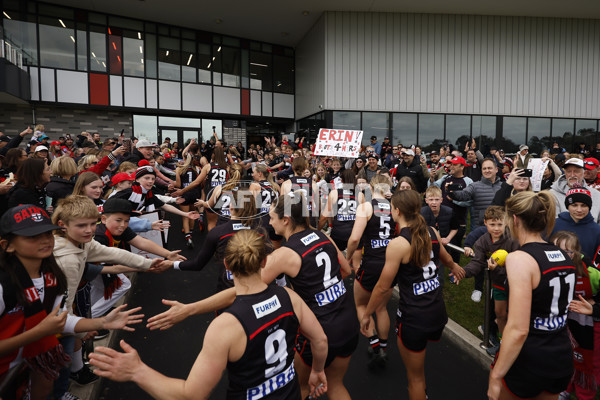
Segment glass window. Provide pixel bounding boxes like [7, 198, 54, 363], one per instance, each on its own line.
[241, 49, 249, 88]
[223, 37, 240, 47]
[575, 119, 597, 151]
[552, 119, 574, 151]
[108, 33, 122, 75]
[527, 118, 551, 154]
[471, 116, 497, 152]
[198, 44, 211, 84]
[250, 51, 272, 91]
[332, 112, 361, 130]
[273, 55, 294, 94]
[108, 16, 143, 30]
[418, 114, 444, 148]
[392, 113, 417, 147]
[362, 113, 389, 147]
[133, 115, 158, 143]
[76, 29, 87, 71]
[89, 27, 106, 72]
[39, 16, 76, 69]
[145, 34, 157, 78]
[201, 120, 223, 143]
[502, 117, 526, 153]
[3, 16, 38, 66]
[214, 46, 240, 87]
[446, 115, 471, 150]
[123, 31, 144, 77]
[158, 116, 201, 128]
[181, 40, 196, 83]
[158, 36, 180, 81]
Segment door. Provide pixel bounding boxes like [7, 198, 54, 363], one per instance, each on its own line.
[159, 128, 201, 148]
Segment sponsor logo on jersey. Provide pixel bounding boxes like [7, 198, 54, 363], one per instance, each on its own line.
[315, 280, 346, 306]
[252, 295, 281, 319]
[225, 270, 234, 281]
[247, 363, 295, 400]
[377, 202, 390, 210]
[545, 250, 566, 262]
[296, 179, 307, 184]
[300, 232, 319, 246]
[336, 215, 356, 221]
[370, 239, 390, 248]
[413, 277, 440, 296]
[232, 223, 250, 231]
[533, 314, 567, 331]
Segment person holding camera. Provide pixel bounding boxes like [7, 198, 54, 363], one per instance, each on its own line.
[492, 168, 533, 207]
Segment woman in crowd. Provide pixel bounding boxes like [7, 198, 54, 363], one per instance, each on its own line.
[491, 167, 532, 207]
[46, 156, 77, 207]
[73, 172, 105, 212]
[488, 191, 575, 400]
[361, 189, 465, 400]
[397, 176, 416, 191]
[4, 148, 27, 175]
[7, 158, 51, 211]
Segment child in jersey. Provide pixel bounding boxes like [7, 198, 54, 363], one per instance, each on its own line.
[551, 231, 600, 400]
[458, 206, 519, 350]
[0, 204, 144, 400]
[91, 230, 329, 400]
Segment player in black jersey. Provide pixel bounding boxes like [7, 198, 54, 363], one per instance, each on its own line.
[174, 149, 202, 248]
[487, 192, 575, 400]
[196, 163, 243, 228]
[318, 169, 364, 251]
[361, 190, 465, 400]
[250, 164, 282, 246]
[346, 174, 395, 365]
[173, 147, 228, 231]
[280, 157, 320, 227]
[91, 230, 328, 400]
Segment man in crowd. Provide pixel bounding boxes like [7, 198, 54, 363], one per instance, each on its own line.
[123, 139, 155, 164]
[370, 135, 382, 157]
[365, 153, 381, 182]
[550, 158, 600, 222]
[583, 157, 600, 191]
[395, 149, 427, 193]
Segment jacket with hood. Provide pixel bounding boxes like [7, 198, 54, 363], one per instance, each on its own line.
[395, 157, 427, 192]
[550, 176, 600, 223]
[463, 231, 520, 289]
[46, 176, 75, 207]
[553, 211, 600, 260]
[450, 177, 503, 228]
[53, 235, 153, 310]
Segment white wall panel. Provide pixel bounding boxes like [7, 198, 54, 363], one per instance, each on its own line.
[250, 90, 261, 116]
[214, 87, 240, 114]
[29, 67, 39, 101]
[124, 77, 145, 108]
[56, 71, 88, 104]
[40, 68, 55, 102]
[296, 11, 600, 119]
[158, 81, 181, 110]
[110, 76, 122, 107]
[146, 79, 157, 109]
[182, 83, 212, 112]
[262, 92, 272, 117]
[273, 93, 294, 119]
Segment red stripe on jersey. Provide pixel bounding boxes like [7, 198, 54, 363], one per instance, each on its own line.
[543, 265, 576, 275]
[220, 233, 235, 240]
[249, 312, 294, 340]
[301, 241, 330, 258]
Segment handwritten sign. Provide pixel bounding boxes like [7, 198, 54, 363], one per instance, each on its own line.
[314, 129, 363, 158]
[528, 158, 549, 192]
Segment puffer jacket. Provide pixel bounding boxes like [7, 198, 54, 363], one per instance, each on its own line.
[451, 177, 503, 227]
[53, 235, 153, 310]
[550, 176, 600, 223]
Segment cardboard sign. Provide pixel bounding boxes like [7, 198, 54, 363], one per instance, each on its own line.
[314, 129, 363, 158]
[130, 212, 168, 259]
[528, 158, 549, 192]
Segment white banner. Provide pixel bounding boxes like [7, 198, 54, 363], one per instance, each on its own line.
[130, 212, 168, 259]
[528, 158, 549, 192]
[314, 129, 363, 158]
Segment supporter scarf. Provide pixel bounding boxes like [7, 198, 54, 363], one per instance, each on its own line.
[101, 229, 124, 300]
[13, 261, 70, 380]
[568, 266, 597, 392]
[127, 182, 157, 212]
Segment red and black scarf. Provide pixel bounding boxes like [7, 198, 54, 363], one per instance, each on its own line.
[3, 261, 71, 380]
[127, 182, 161, 212]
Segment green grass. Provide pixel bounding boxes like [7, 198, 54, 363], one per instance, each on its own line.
[443, 254, 486, 338]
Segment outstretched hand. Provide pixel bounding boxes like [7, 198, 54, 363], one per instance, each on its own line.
[102, 304, 144, 331]
[146, 299, 190, 331]
[569, 294, 594, 315]
[90, 340, 143, 382]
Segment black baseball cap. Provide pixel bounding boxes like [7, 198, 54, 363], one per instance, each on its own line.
[370, 135, 377, 141]
[0, 205, 60, 237]
[103, 198, 138, 215]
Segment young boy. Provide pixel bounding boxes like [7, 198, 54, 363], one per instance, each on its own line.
[51, 195, 164, 398]
[91, 198, 185, 319]
[459, 206, 519, 350]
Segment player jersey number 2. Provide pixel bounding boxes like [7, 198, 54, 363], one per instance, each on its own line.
[316, 251, 339, 288]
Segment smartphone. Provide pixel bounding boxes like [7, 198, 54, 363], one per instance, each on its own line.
[520, 169, 533, 178]
[447, 184, 461, 192]
[57, 290, 68, 315]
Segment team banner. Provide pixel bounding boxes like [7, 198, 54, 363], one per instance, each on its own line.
[528, 158, 549, 192]
[314, 129, 363, 158]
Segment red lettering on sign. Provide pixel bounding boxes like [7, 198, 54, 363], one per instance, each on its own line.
[319, 129, 328, 141]
[328, 130, 337, 141]
[345, 131, 354, 142]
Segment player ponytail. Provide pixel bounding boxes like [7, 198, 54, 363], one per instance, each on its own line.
[391, 189, 432, 268]
[223, 163, 243, 192]
[255, 163, 280, 193]
[224, 230, 270, 277]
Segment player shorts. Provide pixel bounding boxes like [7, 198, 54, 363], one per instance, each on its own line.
[501, 363, 571, 399]
[295, 332, 358, 369]
[332, 236, 348, 251]
[492, 286, 508, 301]
[355, 262, 384, 292]
[395, 321, 444, 353]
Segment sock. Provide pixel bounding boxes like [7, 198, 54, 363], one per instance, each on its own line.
[71, 348, 84, 372]
[185, 233, 192, 240]
[369, 335, 380, 351]
[379, 339, 388, 352]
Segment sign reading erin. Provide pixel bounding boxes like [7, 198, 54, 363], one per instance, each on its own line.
[314, 129, 363, 158]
